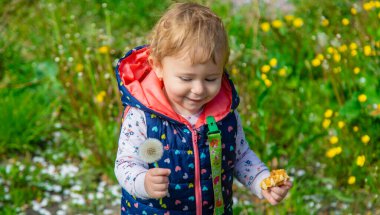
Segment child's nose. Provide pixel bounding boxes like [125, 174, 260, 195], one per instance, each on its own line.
[191, 81, 205, 95]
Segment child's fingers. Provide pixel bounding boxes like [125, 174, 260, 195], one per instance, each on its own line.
[268, 189, 284, 202]
[270, 186, 288, 198]
[262, 189, 279, 205]
[151, 168, 171, 177]
[151, 182, 169, 191]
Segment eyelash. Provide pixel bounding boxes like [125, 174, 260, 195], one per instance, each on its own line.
[179, 77, 217, 82]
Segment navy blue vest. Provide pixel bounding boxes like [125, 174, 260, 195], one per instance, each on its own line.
[116, 46, 240, 215]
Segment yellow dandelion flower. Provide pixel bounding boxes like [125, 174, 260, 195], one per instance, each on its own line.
[364, 45, 372, 56]
[353, 67, 360, 75]
[284, 15, 295, 22]
[261, 74, 268, 80]
[317, 54, 324, 61]
[261, 65, 271, 73]
[269, 58, 278, 67]
[363, 2, 373, 11]
[260, 22, 271, 32]
[326, 147, 342, 158]
[338, 121, 345, 129]
[321, 19, 329, 27]
[339, 44, 348, 52]
[311, 58, 321, 67]
[322, 119, 331, 129]
[333, 53, 341, 62]
[95, 91, 106, 103]
[356, 155, 365, 167]
[351, 50, 358, 57]
[342, 18, 350, 26]
[75, 63, 84, 72]
[351, 8, 357, 15]
[378, 12, 380, 19]
[293, 18, 304, 28]
[327, 47, 335, 54]
[349, 42, 358, 50]
[333, 67, 341, 73]
[348, 176, 356, 185]
[329, 136, 339, 144]
[324, 109, 334, 118]
[264, 79, 272, 87]
[98, 46, 109, 54]
[278, 68, 287, 77]
[353, 126, 359, 132]
[231, 67, 238, 75]
[358, 94, 367, 103]
[272, 20, 283, 28]
[361, 135, 370, 144]
[376, 41, 380, 48]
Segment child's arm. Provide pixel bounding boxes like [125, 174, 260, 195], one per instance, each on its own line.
[233, 111, 270, 199]
[114, 107, 150, 199]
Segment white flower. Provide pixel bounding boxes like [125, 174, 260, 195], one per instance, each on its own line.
[139, 138, 164, 164]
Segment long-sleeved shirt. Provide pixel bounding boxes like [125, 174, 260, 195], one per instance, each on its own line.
[115, 107, 269, 200]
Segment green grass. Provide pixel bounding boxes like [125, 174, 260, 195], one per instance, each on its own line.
[1, 0, 379, 214]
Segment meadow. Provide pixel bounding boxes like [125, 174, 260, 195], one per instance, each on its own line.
[1, 0, 379, 214]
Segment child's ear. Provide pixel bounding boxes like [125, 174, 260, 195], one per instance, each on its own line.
[149, 57, 163, 79]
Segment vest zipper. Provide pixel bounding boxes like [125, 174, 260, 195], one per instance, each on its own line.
[189, 127, 202, 215]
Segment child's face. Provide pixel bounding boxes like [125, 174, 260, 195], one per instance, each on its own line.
[154, 55, 224, 116]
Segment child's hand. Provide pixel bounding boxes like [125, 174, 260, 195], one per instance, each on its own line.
[144, 168, 171, 199]
[262, 181, 292, 205]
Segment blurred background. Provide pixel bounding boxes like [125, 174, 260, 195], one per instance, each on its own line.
[1, 0, 379, 214]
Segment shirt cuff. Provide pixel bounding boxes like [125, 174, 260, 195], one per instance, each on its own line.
[134, 171, 150, 199]
[253, 170, 270, 199]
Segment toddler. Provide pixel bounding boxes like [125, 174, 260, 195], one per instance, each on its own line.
[114, 2, 292, 215]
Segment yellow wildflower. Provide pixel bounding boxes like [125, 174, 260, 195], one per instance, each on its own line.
[75, 63, 84, 72]
[95, 91, 106, 103]
[376, 41, 380, 48]
[349, 42, 358, 50]
[293, 18, 304, 28]
[261, 74, 268, 80]
[333, 53, 341, 62]
[269, 58, 278, 67]
[361, 135, 370, 144]
[339, 44, 348, 52]
[231, 67, 238, 75]
[322, 119, 331, 129]
[353, 126, 359, 132]
[342, 18, 350, 26]
[338, 121, 345, 129]
[333, 67, 341, 74]
[317, 54, 324, 61]
[260, 22, 271, 32]
[358, 94, 367, 103]
[261, 65, 271, 73]
[278, 68, 287, 77]
[284, 15, 294, 22]
[356, 155, 365, 167]
[353, 67, 360, 75]
[311, 58, 321, 67]
[351, 8, 357, 15]
[272, 20, 283, 28]
[321, 19, 329, 27]
[264, 79, 272, 87]
[98, 46, 109, 54]
[326, 147, 342, 158]
[363, 2, 373, 11]
[348, 176, 356, 185]
[364, 45, 372, 56]
[378, 12, 380, 19]
[351, 50, 358, 57]
[327, 47, 335, 54]
[329, 136, 339, 144]
[324, 109, 334, 118]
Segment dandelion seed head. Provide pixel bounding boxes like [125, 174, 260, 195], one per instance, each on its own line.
[139, 138, 164, 163]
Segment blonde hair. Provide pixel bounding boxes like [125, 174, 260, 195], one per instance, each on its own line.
[149, 2, 229, 66]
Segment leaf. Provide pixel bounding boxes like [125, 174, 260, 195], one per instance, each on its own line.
[339, 94, 361, 122]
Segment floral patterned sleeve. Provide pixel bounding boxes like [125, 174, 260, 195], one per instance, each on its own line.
[233, 110, 270, 199]
[114, 107, 150, 199]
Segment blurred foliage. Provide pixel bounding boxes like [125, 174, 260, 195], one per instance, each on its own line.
[0, 0, 379, 214]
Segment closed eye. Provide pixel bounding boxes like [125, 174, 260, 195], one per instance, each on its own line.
[179, 77, 192, 82]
